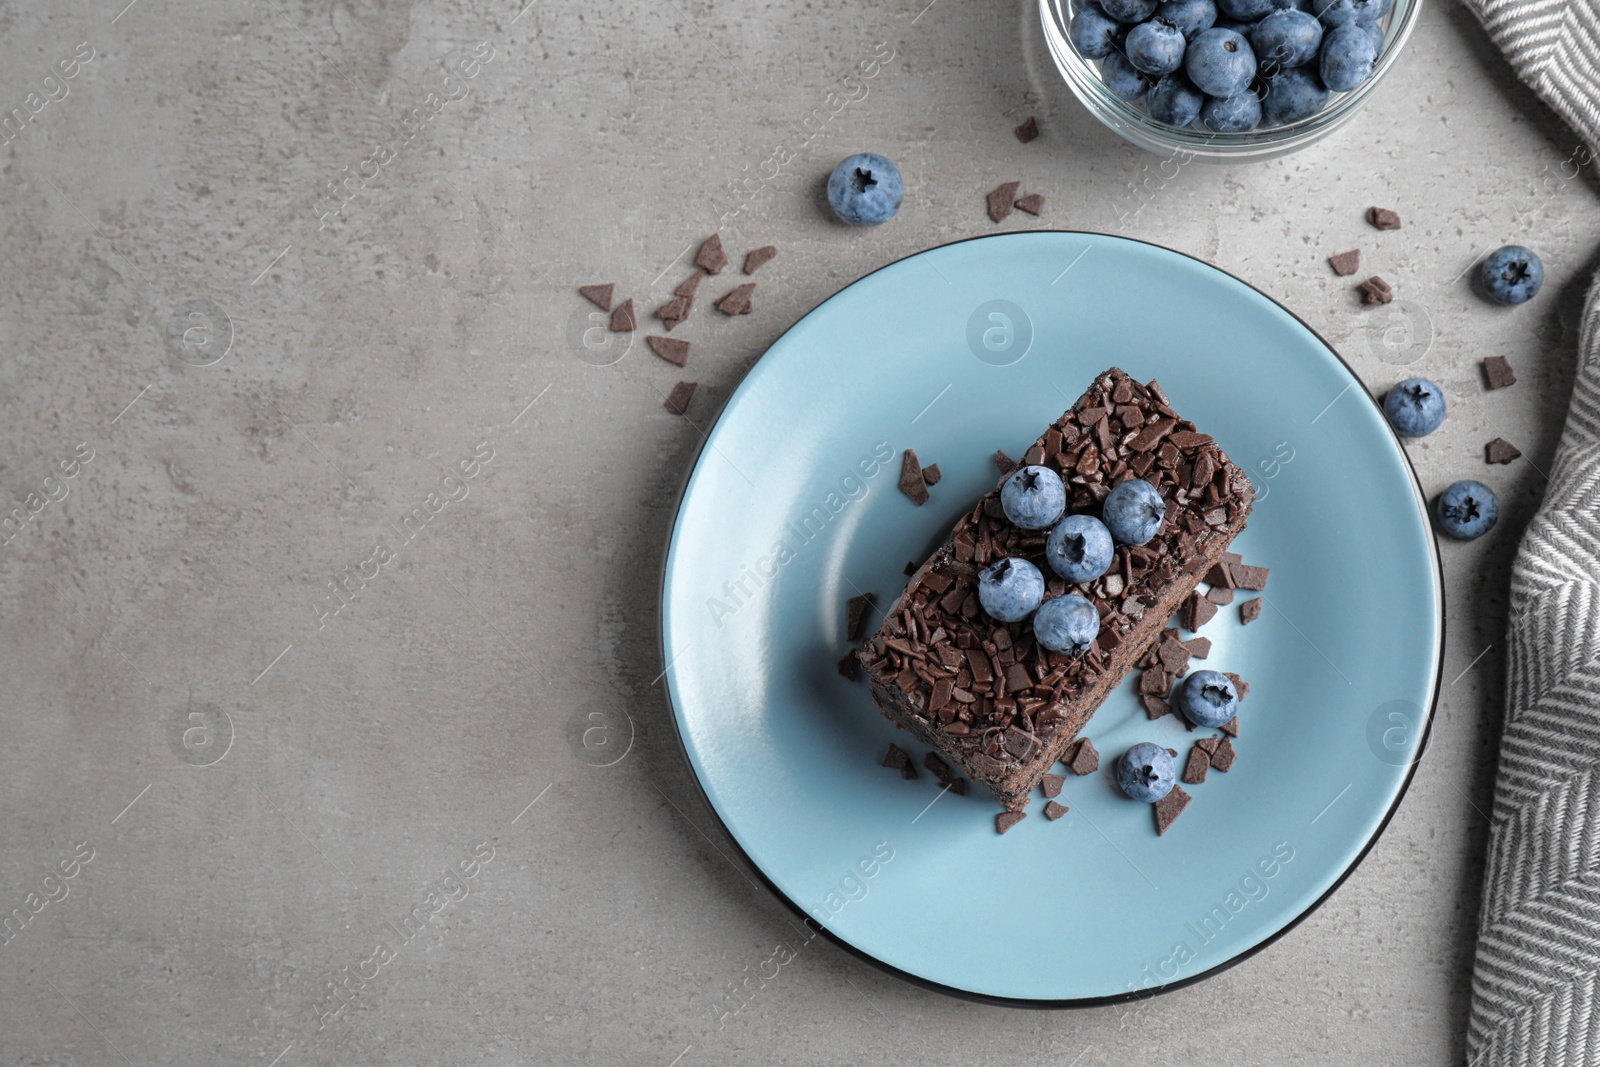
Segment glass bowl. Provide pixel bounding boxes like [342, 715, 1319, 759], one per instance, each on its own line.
[1040, 0, 1424, 162]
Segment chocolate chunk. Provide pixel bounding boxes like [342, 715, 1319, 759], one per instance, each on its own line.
[987, 181, 1022, 223]
[1159, 638, 1190, 675]
[846, 592, 876, 641]
[1040, 773, 1066, 799]
[905, 560, 920, 576]
[1154, 786, 1191, 835]
[716, 283, 755, 316]
[1183, 636, 1212, 659]
[1138, 669, 1169, 695]
[1004, 663, 1032, 694]
[675, 272, 704, 298]
[902, 760, 919, 780]
[655, 295, 691, 330]
[1205, 586, 1234, 605]
[1014, 116, 1039, 143]
[1220, 717, 1239, 737]
[944, 777, 967, 795]
[1210, 736, 1236, 772]
[1044, 800, 1068, 820]
[880, 743, 909, 769]
[994, 449, 1019, 476]
[1223, 672, 1249, 700]
[663, 380, 696, 415]
[743, 245, 777, 275]
[1486, 437, 1522, 464]
[996, 810, 1026, 834]
[1240, 598, 1263, 625]
[1141, 695, 1170, 719]
[837, 653, 860, 680]
[610, 298, 636, 332]
[695, 233, 728, 274]
[922, 463, 943, 486]
[1166, 746, 1179, 757]
[1179, 747, 1208, 790]
[1182, 593, 1217, 631]
[1068, 737, 1099, 775]
[1360, 276, 1394, 305]
[1205, 562, 1236, 588]
[578, 283, 614, 310]
[899, 450, 930, 505]
[1194, 736, 1219, 755]
[1231, 564, 1270, 591]
[1367, 206, 1402, 230]
[646, 336, 690, 367]
[1483, 355, 1517, 391]
[924, 752, 951, 780]
[1015, 193, 1045, 216]
[1327, 250, 1360, 277]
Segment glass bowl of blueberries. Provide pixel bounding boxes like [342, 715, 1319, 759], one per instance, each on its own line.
[1041, 0, 1422, 161]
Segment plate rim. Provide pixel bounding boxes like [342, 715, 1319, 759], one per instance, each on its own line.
[654, 229, 1446, 1008]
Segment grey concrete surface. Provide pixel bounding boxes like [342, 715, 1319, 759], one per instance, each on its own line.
[0, 0, 1591, 1063]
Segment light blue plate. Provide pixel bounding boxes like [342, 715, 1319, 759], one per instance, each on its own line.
[660, 232, 1442, 1004]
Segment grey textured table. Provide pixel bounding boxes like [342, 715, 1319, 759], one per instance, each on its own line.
[0, 0, 1589, 1063]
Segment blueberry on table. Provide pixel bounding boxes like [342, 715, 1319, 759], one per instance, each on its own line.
[1102, 478, 1167, 545]
[1320, 22, 1380, 91]
[1045, 514, 1116, 582]
[1102, 52, 1156, 101]
[1146, 72, 1207, 126]
[1260, 66, 1330, 125]
[1177, 669, 1240, 727]
[1033, 593, 1101, 653]
[977, 557, 1046, 623]
[1481, 245, 1545, 305]
[1437, 480, 1499, 540]
[1127, 18, 1190, 76]
[1071, 4, 1126, 57]
[1251, 8, 1323, 68]
[1117, 743, 1178, 803]
[1201, 89, 1263, 131]
[1001, 465, 1069, 530]
[1157, 0, 1219, 37]
[1383, 378, 1447, 437]
[1185, 28, 1257, 97]
[826, 153, 903, 226]
[1101, 0, 1160, 21]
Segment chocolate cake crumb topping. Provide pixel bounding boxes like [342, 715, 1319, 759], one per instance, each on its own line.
[994, 449, 1019, 476]
[1040, 773, 1065, 799]
[715, 283, 755, 316]
[838, 653, 860, 680]
[1044, 799, 1068, 820]
[1483, 355, 1517, 391]
[646, 336, 690, 367]
[846, 593, 877, 641]
[881, 743, 909, 769]
[899, 450, 931, 505]
[996, 810, 1026, 834]
[1220, 716, 1239, 737]
[1210, 736, 1237, 772]
[743, 245, 777, 275]
[610, 298, 636, 332]
[1240, 598, 1262, 625]
[1154, 786, 1190, 835]
[663, 380, 696, 415]
[675, 272, 704, 298]
[656, 295, 691, 330]
[1183, 744, 1210, 784]
[1015, 193, 1045, 216]
[1486, 437, 1522, 464]
[922, 463, 943, 486]
[1360, 276, 1394, 305]
[578, 283, 614, 310]
[1014, 116, 1039, 143]
[988, 181, 1022, 223]
[1367, 206, 1402, 230]
[1069, 737, 1100, 775]
[695, 233, 728, 274]
[1328, 250, 1360, 276]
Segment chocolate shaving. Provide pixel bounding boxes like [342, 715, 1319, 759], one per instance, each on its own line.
[610, 298, 636, 332]
[1223, 672, 1249, 701]
[1482, 355, 1516, 391]
[1183, 746, 1210, 784]
[899, 450, 930, 505]
[1183, 636, 1212, 659]
[1015, 193, 1045, 216]
[996, 810, 1026, 834]
[944, 777, 967, 795]
[994, 449, 1019, 476]
[1210, 736, 1236, 772]
[1182, 593, 1217, 631]
[924, 752, 951, 780]
[1141, 695, 1170, 720]
[1486, 437, 1522, 464]
[646, 336, 690, 367]
[1360, 276, 1394, 305]
[987, 181, 1022, 223]
[663, 380, 696, 415]
[837, 652, 860, 680]
[880, 743, 909, 769]
[922, 463, 943, 486]
[675, 272, 704, 298]
[695, 233, 728, 274]
[1205, 586, 1234, 605]
[1068, 737, 1099, 775]
[578, 283, 614, 310]
[1154, 786, 1191, 835]
[743, 245, 777, 275]
[846, 592, 876, 641]
[1220, 716, 1239, 737]
[1231, 564, 1269, 591]
[1327, 250, 1360, 277]
[1240, 598, 1263, 625]
[656, 295, 691, 330]
[1044, 799, 1068, 820]
[1040, 773, 1065, 799]
[715, 283, 755, 316]
[1367, 206, 1402, 230]
[1014, 116, 1039, 143]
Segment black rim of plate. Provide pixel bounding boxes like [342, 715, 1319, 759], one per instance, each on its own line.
[654, 230, 1447, 1009]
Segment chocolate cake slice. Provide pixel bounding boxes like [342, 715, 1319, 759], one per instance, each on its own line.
[858, 368, 1254, 811]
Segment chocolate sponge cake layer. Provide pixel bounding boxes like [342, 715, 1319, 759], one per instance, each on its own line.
[859, 368, 1254, 811]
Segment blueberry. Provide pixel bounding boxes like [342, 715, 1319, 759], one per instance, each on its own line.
[1102, 52, 1156, 100]
[977, 557, 1046, 623]
[1251, 9, 1323, 68]
[1314, 0, 1392, 25]
[1102, 478, 1166, 545]
[1436, 480, 1499, 540]
[1045, 514, 1116, 582]
[1217, 0, 1277, 17]
[1176, 670, 1239, 727]
[1319, 21, 1380, 90]
[1260, 66, 1329, 124]
[1201, 89, 1263, 131]
[1070, 3, 1126, 58]
[1033, 594, 1100, 653]
[1185, 28, 1256, 97]
[1383, 378, 1447, 437]
[1116, 743, 1177, 803]
[1127, 18, 1189, 76]
[826, 153, 903, 227]
[1001, 465, 1068, 530]
[1146, 72, 1206, 126]
[1481, 245, 1545, 305]
[1156, 0, 1218, 38]
[1101, 0, 1159, 20]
